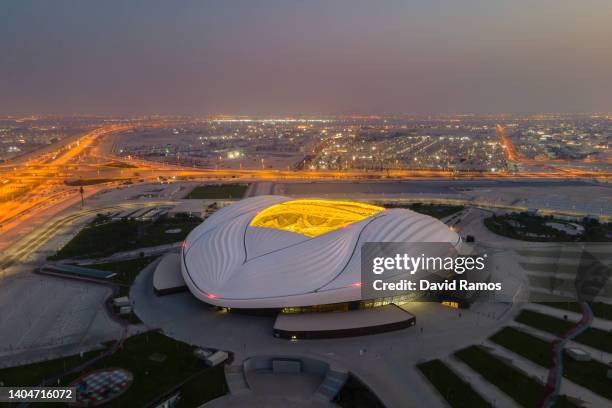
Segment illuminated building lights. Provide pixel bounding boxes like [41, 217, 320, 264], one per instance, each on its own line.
[249, 199, 384, 237]
[441, 301, 460, 309]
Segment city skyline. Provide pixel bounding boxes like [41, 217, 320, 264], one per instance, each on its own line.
[2, 0, 612, 116]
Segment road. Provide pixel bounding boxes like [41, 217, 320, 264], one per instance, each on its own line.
[0, 125, 131, 226]
[0, 121, 610, 262]
[0, 200, 175, 272]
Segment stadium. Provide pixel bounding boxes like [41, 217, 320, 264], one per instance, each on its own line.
[181, 196, 462, 311]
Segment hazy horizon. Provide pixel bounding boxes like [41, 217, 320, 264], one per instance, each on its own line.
[2, 0, 612, 116]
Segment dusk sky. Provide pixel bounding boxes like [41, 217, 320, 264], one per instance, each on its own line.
[2, 0, 612, 116]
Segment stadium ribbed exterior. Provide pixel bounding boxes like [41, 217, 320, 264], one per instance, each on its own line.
[181, 196, 460, 309]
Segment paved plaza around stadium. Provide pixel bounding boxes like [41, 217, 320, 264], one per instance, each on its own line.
[132, 256, 525, 408]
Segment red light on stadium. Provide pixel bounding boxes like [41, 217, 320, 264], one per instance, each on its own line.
[349, 282, 362, 287]
[207, 293, 218, 299]
[181, 241, 187, 249]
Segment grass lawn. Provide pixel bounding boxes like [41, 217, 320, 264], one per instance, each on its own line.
[49, 215, 201, 260]
[454, 346, 579, 408]
[174, 367, 228, 408]
[90, 256, 159, 286]
[64, 178, 127, 186]
[0, 332, 228, 407]
[520, 262, 583, 274]
[62, 332, 228, 407]
[516, 309, 612, 353]
[536, 301, 612, 322]
[103, 162, 137, 168]
[186, 184, 248, 199]
[333, 374, 384, 408]
[516, 249, 610, 258]
[0, 349, 104, 388]
[484, 213, 612, 242]
[485, 213, 569, 241]
[384, 203, 464, 219]
[91, 256, 159, 322]
[490, 326, 612, 400]
[417, 359, 491, 407]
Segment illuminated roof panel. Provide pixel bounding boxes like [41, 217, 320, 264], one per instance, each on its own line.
[248, 199, 384, 237]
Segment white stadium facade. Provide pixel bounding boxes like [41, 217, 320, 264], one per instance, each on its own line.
[181, 195, 462, 312]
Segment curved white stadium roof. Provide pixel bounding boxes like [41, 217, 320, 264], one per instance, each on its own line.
[181, 196, 460, 308]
